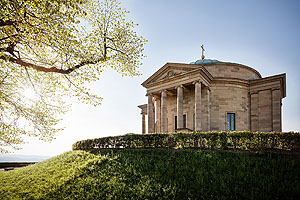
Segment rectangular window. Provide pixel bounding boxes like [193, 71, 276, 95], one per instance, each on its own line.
[227, 113, 235, 131]
[175, 115, 187, 129]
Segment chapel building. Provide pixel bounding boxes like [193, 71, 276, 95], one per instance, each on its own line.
[138, 59, 286, 133]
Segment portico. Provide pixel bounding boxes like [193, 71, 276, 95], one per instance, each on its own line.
[139, 63, 213, 133]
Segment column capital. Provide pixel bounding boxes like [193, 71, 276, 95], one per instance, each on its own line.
[193, 80, 202, 85]
[146, 92, 153, 97]
[271, 88, 281, 91]
[175, 84, 184, 89]
[160, 90, 168, 98]
[138, 104, 148, 115]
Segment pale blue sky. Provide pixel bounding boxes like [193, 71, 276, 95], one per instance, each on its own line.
[9, 0, 300, 156]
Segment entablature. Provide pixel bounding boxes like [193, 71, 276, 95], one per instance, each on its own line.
[249, 73, 286, 98]
[145, 68, 212, 94]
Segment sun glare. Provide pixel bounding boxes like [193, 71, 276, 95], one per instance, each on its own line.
[22, 88, 38, 101]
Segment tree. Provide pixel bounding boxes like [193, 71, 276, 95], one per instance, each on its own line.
[0, 0, 147, 153]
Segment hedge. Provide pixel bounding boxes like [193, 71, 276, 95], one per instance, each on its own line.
[72, 131, 300, 152]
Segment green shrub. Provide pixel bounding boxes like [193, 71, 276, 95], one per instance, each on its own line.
[72, 131, 300, 152]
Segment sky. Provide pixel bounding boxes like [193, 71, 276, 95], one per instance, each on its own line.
[6, 0, 300, 157]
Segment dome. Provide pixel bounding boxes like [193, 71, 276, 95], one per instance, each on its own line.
[190, 58, 262, 80]
[190, 59, 222, 65]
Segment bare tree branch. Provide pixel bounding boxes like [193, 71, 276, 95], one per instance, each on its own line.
[106, 46, 128, 56]
[0, 34, 18, 41]
[0, 55, 106, 74]
[0, 19, 16, 27]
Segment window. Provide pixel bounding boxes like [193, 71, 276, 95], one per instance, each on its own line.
[175, 114, 187, 129]
[227, 113, 235, 131]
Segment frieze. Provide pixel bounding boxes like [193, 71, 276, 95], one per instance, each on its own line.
[161, 70, 183, 80]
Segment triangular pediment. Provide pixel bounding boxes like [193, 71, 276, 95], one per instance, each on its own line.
[142, 63, 201, 87]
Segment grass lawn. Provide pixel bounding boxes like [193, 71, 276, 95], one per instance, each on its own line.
[1, 149, 300, 199]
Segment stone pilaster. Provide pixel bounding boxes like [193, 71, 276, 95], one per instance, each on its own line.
[176, 85, 183, 129]
[250, 93, 258, 131]
[147, 93, 155, 133]
[194, 81, 202, 131]
[272, 89, 281, 132]
[258, 90, 272, 132]
[161, 90, 167, 133]
[248, 92, 251, 131]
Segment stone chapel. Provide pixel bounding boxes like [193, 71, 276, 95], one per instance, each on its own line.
[138, 59, 286, 133]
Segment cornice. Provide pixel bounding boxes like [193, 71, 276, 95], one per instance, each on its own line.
[212, 77, 250, 87]
[249, 73, 286, 98]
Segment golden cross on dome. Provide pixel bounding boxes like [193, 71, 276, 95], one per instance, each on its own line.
[201, 44, 205, 60]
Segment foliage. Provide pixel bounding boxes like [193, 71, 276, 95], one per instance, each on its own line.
[72, 131, 300, 152]
[1, 149, 300, 199]
[73, 133, 171, 150]
[0, 0, 146, 152]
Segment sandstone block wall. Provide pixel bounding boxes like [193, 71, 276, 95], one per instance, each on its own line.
[258, 90, 272, 132]
[250, 79, 283, 132]
[210, 83, 249, 131]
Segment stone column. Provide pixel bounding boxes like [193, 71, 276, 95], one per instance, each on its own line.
[138, 104, 147, 134]
[177, 85, 183, 129]
[207, 88, 211, 131]
[147, 93, 155, 133]
[194, 81, 202, 131]
[155, 98, 161, 133]
[142, 113, 146, 134]
[161, 90, 167, 133]
[272, 89, 281, 132]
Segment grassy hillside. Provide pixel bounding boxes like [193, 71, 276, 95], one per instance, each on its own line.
[1, 149, 300, 199]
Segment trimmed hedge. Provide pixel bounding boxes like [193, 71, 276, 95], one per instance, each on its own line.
[72, 131, 300, 152]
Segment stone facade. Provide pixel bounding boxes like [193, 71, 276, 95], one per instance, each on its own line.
[138, 60, 286, 133]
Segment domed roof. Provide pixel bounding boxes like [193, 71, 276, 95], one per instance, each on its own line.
[190, 59, 222, 65]
[190, 58, 262, 80]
